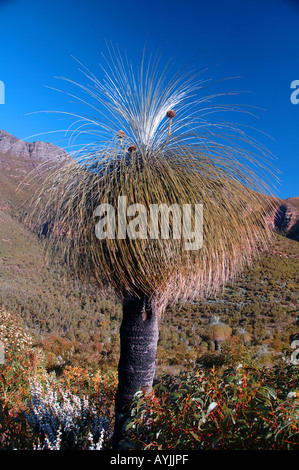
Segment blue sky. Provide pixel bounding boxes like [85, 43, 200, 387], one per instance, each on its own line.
[0, 0, 298, 199]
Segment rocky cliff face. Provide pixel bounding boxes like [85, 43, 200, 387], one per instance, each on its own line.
[0, 129, 68, 161]
[274, 198, 299, 242]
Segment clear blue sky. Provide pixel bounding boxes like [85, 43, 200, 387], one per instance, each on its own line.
[0, 0, 298, 199]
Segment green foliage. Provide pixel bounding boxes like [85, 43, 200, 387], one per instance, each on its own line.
[124, 339, 299, 450]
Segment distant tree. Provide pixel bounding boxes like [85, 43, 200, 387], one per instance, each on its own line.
[204, 316, 232, 351]
[28, 47, 276, 447]
[236, 328, 252, 345]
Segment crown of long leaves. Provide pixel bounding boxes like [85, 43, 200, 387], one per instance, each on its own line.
[28, 46, 278, 310]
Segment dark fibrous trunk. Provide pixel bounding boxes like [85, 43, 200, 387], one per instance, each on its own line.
[112, 295, 159, 448]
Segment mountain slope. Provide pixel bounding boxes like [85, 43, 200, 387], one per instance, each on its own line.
[0, 129, 68, 161]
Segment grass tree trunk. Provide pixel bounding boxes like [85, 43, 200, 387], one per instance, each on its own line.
[112, 295, 160, 448]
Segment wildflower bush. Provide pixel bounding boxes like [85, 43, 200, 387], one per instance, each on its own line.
[0, 306, 42, 404]
[0, 306, 44, 449]
[124, 339, 299, 450]
[55, 365, 118, 429]
[0, 306, 116, 450]
[26, 376, 110, 450]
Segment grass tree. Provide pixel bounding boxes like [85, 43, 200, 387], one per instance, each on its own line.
[236, 328, 252, 345]
[28, 46, 276, 447]
[204, 316, 232, 351]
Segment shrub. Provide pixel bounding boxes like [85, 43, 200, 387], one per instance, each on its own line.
[26, 376, 110, 450]
[124, 339, 299, 450]
[57, 366, 118, 425]
[0, 306, 44, 449]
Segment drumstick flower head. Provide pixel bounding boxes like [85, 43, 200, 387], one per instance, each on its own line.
[166, 109, 176, 119]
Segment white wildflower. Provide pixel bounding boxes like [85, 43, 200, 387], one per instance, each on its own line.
[27, 377, 110, 450]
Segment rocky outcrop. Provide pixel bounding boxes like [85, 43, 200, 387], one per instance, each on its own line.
[0, 129, 68, 161]
[274, 198, 299, 242]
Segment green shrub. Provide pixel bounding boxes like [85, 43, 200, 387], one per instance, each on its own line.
[124, 339, 299, 450]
